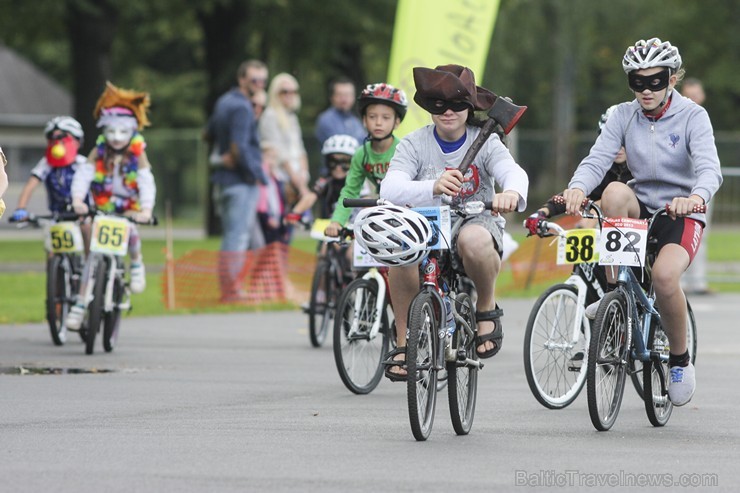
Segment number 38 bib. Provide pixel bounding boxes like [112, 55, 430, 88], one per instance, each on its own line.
[597, 217, 648, 267]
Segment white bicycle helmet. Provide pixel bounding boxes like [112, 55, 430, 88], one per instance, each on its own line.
[622, 38, 682, 73]
[598, 104, 618, 132]
[321, 134, 359, 157]
[354, 206, 432, 266]
[44, 116, 84, 142]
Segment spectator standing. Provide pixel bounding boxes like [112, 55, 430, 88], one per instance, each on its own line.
[242, 59, 269, 98]
[259, 73, 310, 243]
[681, 78, 712, 294]
[315, 77, 366, 149]
[208, 61, 268, 302]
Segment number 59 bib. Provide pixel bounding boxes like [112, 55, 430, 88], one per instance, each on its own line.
[597, 217, 648, 267]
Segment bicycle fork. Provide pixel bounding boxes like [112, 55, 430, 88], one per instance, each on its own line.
[348, 268, 386, 340]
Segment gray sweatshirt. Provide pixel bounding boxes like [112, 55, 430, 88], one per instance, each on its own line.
[380, 125, 529, 224]
[569, 91, 722, 224]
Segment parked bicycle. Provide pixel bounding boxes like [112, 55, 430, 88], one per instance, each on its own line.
[350, 198, 492, 441]
[585, 203, 701, 431]
[78, 211, 157, 355]
[11, 210, 86, 346]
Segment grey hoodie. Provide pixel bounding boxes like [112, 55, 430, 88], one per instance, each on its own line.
[569, 90, 722, 224]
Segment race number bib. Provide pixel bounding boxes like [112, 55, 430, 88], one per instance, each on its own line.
[412, 206, 451, 250]
[45, 222, 84, 253]
[90, 215, 130, 256]
[353, 240, 385, 268]
[556, 229, 599, 265]
[597, 217, 648, 267]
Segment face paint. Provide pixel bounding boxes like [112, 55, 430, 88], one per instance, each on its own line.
[628, 69, 670, 93]
[46, 135, 80, 167]
[104, 125, 134, 150]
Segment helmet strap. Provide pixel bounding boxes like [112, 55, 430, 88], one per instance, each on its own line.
[368, 131, 394, 142]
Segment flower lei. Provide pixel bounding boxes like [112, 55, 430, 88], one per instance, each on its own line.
[91, 133, 145, 213]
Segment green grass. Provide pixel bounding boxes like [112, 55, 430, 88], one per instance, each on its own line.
[1, 230, 737, 324]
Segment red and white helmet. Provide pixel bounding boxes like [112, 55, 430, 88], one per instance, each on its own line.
[354, 206, 432, 266]
[622, 38, 682, 73]
[357, 83, 408, 121]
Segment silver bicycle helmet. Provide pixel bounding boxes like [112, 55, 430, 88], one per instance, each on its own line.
[354, 205, 432, 266]
[321, 134, 360, 157]
[622, 38, 682, 73]
[44, 116, 84, 142]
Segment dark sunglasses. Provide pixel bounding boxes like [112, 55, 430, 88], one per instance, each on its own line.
[328, 157, 352, 170]
[628, 69, 670, 93]
[250, 78, 267, 84]
[426, 99, 472, 115]
[279, 88, 299, 95]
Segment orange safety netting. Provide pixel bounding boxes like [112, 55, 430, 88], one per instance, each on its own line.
[506, 215, 578, 290]
[162, 242, 317, 308]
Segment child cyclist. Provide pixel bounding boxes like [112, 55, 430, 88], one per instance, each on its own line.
[65, 82, 156, 330]
[10, 117, 89, 223]
[324, 83, 407, 237]
[287, 133, 360, 223]
[378, 64, 528, 380]
[562, 39, 722, 406]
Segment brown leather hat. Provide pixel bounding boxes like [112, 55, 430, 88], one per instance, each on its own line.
[413, 64, 496, 113]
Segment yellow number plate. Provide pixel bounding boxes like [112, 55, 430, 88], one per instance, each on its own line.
[46, 222, 84, 253]
[90, 216, 130, 256]
[556, 228, 600, 265]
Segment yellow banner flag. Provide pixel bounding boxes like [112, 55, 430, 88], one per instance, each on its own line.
[386, 0, 501, 137]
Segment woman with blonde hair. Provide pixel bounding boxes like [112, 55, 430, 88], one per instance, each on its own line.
[259, 73, 310, 233]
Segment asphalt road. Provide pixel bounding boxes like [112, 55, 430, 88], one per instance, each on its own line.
[1, 295, 738, 492]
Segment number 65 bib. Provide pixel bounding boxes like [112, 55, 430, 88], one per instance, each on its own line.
[597, 217, 648, 267]
[90, 215, 130, 256]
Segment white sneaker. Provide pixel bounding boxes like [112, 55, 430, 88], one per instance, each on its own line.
[668, 363, 695, 406]
[130, 262, 146, 293]
[65, 304, 85, 330]
[585, 299, 601, 320]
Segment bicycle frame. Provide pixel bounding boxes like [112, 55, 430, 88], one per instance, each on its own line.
[81, 252, 130, 314]
[347, 267, 388, 341]
[616, 266, 662, 365]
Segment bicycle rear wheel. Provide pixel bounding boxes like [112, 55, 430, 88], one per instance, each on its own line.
[85, 258, 108, 355]
[447, 292, 478, 435]
[643, 316, 673, 426]
[333, 278, 389, 394]
[406, 291, 439, 441]
[587, 290, 629, 431]
[308, 260, 335, 347]
[46, 256, 70, 346]
[630, 298, 697, 400]
[524, 284, 589, 409]
[103, 272, 123, 353]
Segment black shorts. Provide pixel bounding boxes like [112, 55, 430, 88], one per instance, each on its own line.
[637, 201, 704, 263]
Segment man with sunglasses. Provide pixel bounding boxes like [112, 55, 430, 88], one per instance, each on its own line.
[563, 38, 723, 406]
[378, 65, 529, 380]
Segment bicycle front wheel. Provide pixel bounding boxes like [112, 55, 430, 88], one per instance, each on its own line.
[333, 278, 389, 394]
[103, 272, 123, 353]
[643, 316, 673, 426]
[524, 284, 589, 409]
[406, 291, 439, 441]
[447, 292, 478, 435]
[85, 258, 108, 355]
[46, 256, 71, 346]
[587, 290, 629, 431]
[308, 260, 334, 347]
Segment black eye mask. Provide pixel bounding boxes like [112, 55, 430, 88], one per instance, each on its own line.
[425, 99, 472, 115]
[628, 69, 670, 92]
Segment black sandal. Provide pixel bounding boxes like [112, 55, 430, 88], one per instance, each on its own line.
[382, 347, 407, 382]
[475, 306, 503, 359]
